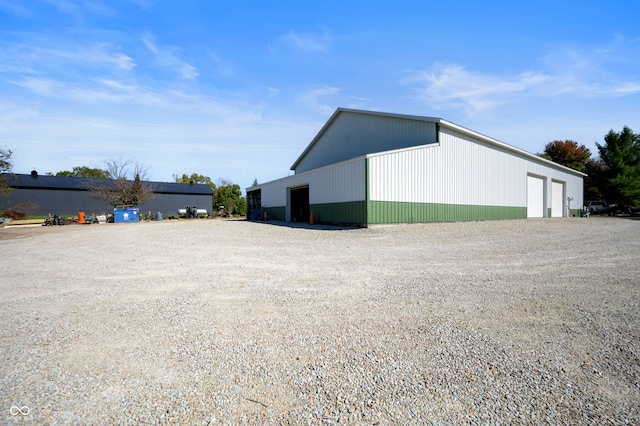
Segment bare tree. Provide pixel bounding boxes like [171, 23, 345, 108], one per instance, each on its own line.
[0, 147, 13, 198]
[86, 159, 156, 207]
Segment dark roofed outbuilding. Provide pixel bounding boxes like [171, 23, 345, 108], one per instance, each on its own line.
[1, 173, 213, 217]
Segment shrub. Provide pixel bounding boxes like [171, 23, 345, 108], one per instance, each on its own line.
[0, 201, 37, 219]
[1, 208, 26, 219]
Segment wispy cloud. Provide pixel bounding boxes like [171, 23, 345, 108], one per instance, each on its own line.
[10, 76, 222, 111]
[124, 0, 151, 8]
[267, 87, 280, 97]
[281, 28, 331, 52]
[67, 45, 135, 70]
[0, 0, 32, 17]
[298, 85, 340, 114]
[41, 0, 81, 17]
[404, 43, 640, 116]
[0, 40, 135, 73]
[207, 51, 235, 78]
[540, 40, 640, 98]
[142, 34, 199, 80]
[403, 64, 549, 115]
[40, 0, 114, 19]
[10, 78, 60, 97]
[142, 36, 158, 54]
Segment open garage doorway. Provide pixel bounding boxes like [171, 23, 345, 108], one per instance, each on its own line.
[246, 188, 262, 220]
[289, 185, 309, 223]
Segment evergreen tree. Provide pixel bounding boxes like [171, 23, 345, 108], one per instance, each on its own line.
[595, 126, 640, 206]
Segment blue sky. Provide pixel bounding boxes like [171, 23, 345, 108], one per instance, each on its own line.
[1, 1, 639, 191]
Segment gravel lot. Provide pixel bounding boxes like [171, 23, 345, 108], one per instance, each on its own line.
[1, 217, 639, 424]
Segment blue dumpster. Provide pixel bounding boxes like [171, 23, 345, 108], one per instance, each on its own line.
[114, 206, 140, 223]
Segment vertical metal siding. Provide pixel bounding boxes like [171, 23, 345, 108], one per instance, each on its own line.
[258, 158, 366, 208]
[0, 188, 212, 216]
[295, 112, 437, 173]
[369, 127, 583, 212]
[311, 158, 365, 204]
[142, 194, 213, 215]
[0, 188, 114, 216]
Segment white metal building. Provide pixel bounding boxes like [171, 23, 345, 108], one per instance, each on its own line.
[246, 108, 585, 226]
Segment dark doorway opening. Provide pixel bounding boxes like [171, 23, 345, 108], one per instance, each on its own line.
[246, 189, 262, 220]
[290, 186, 309, 222]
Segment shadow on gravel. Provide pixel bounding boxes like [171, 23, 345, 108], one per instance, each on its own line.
[616, 216, 640, 221]
[243, 219, 360, 231]
[586, 215, 640, 221]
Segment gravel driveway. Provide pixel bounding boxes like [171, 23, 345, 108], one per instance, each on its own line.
[1, 217, 639, 424]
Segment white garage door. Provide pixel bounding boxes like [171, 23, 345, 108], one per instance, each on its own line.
[551, 181, 564, 217]
[527, 175, 544, 218]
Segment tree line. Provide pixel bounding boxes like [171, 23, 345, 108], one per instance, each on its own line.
[538, 126, 640, 207]
[0, 156, 246, 217]
[2, 125, 639, 216]
[173, 173, 246, 216]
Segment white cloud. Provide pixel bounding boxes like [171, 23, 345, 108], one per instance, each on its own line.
[403, 64, 549, 115]
[207, 51, 235, 77]
[298, 85, 340, 115]
[11, 78, 60, 97]
[41, 0, 79, 16]
[69, 45, 135, 70]
[0, 40, 135, 73]
[267, 87, 280, 97]
[282, 29, 331, 52]
[142, 35, 158, 54]
[0, 0, 31, 16]
[179, 63, 198, 80]
[12, 76, 166, 107]
[404, 46, 640, 116]
[609, 82, 640, 96]
[124, 0, 151, 7]
[540, 41, 640, 98]
[40, 0, 113, 17]
[141, 34, 199, 80]
[0, 100, 40, 123]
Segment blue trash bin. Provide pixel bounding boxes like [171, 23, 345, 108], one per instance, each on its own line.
[113, 206, 140, 223]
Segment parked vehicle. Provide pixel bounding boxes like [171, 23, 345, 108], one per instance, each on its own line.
[585, 200, 608, 214]
[585, 201, 640, 216]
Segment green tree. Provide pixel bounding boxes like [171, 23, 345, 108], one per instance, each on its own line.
[174, 173, 217, 191]
[538, 140, 600, 201]
[55, 166, 111, 179]
[0, 147, 13, 197]
[583, 158, 605, 201]
[214, 180, 246, 216]
[538, 140, 592, 172]
[175, 173, 217, 212]
[595, 126, 640, 206]
[236, 195, 246, 216]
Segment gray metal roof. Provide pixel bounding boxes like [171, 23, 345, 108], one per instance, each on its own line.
[290, 108, 586, 177]
[3, 173, 214, 195]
